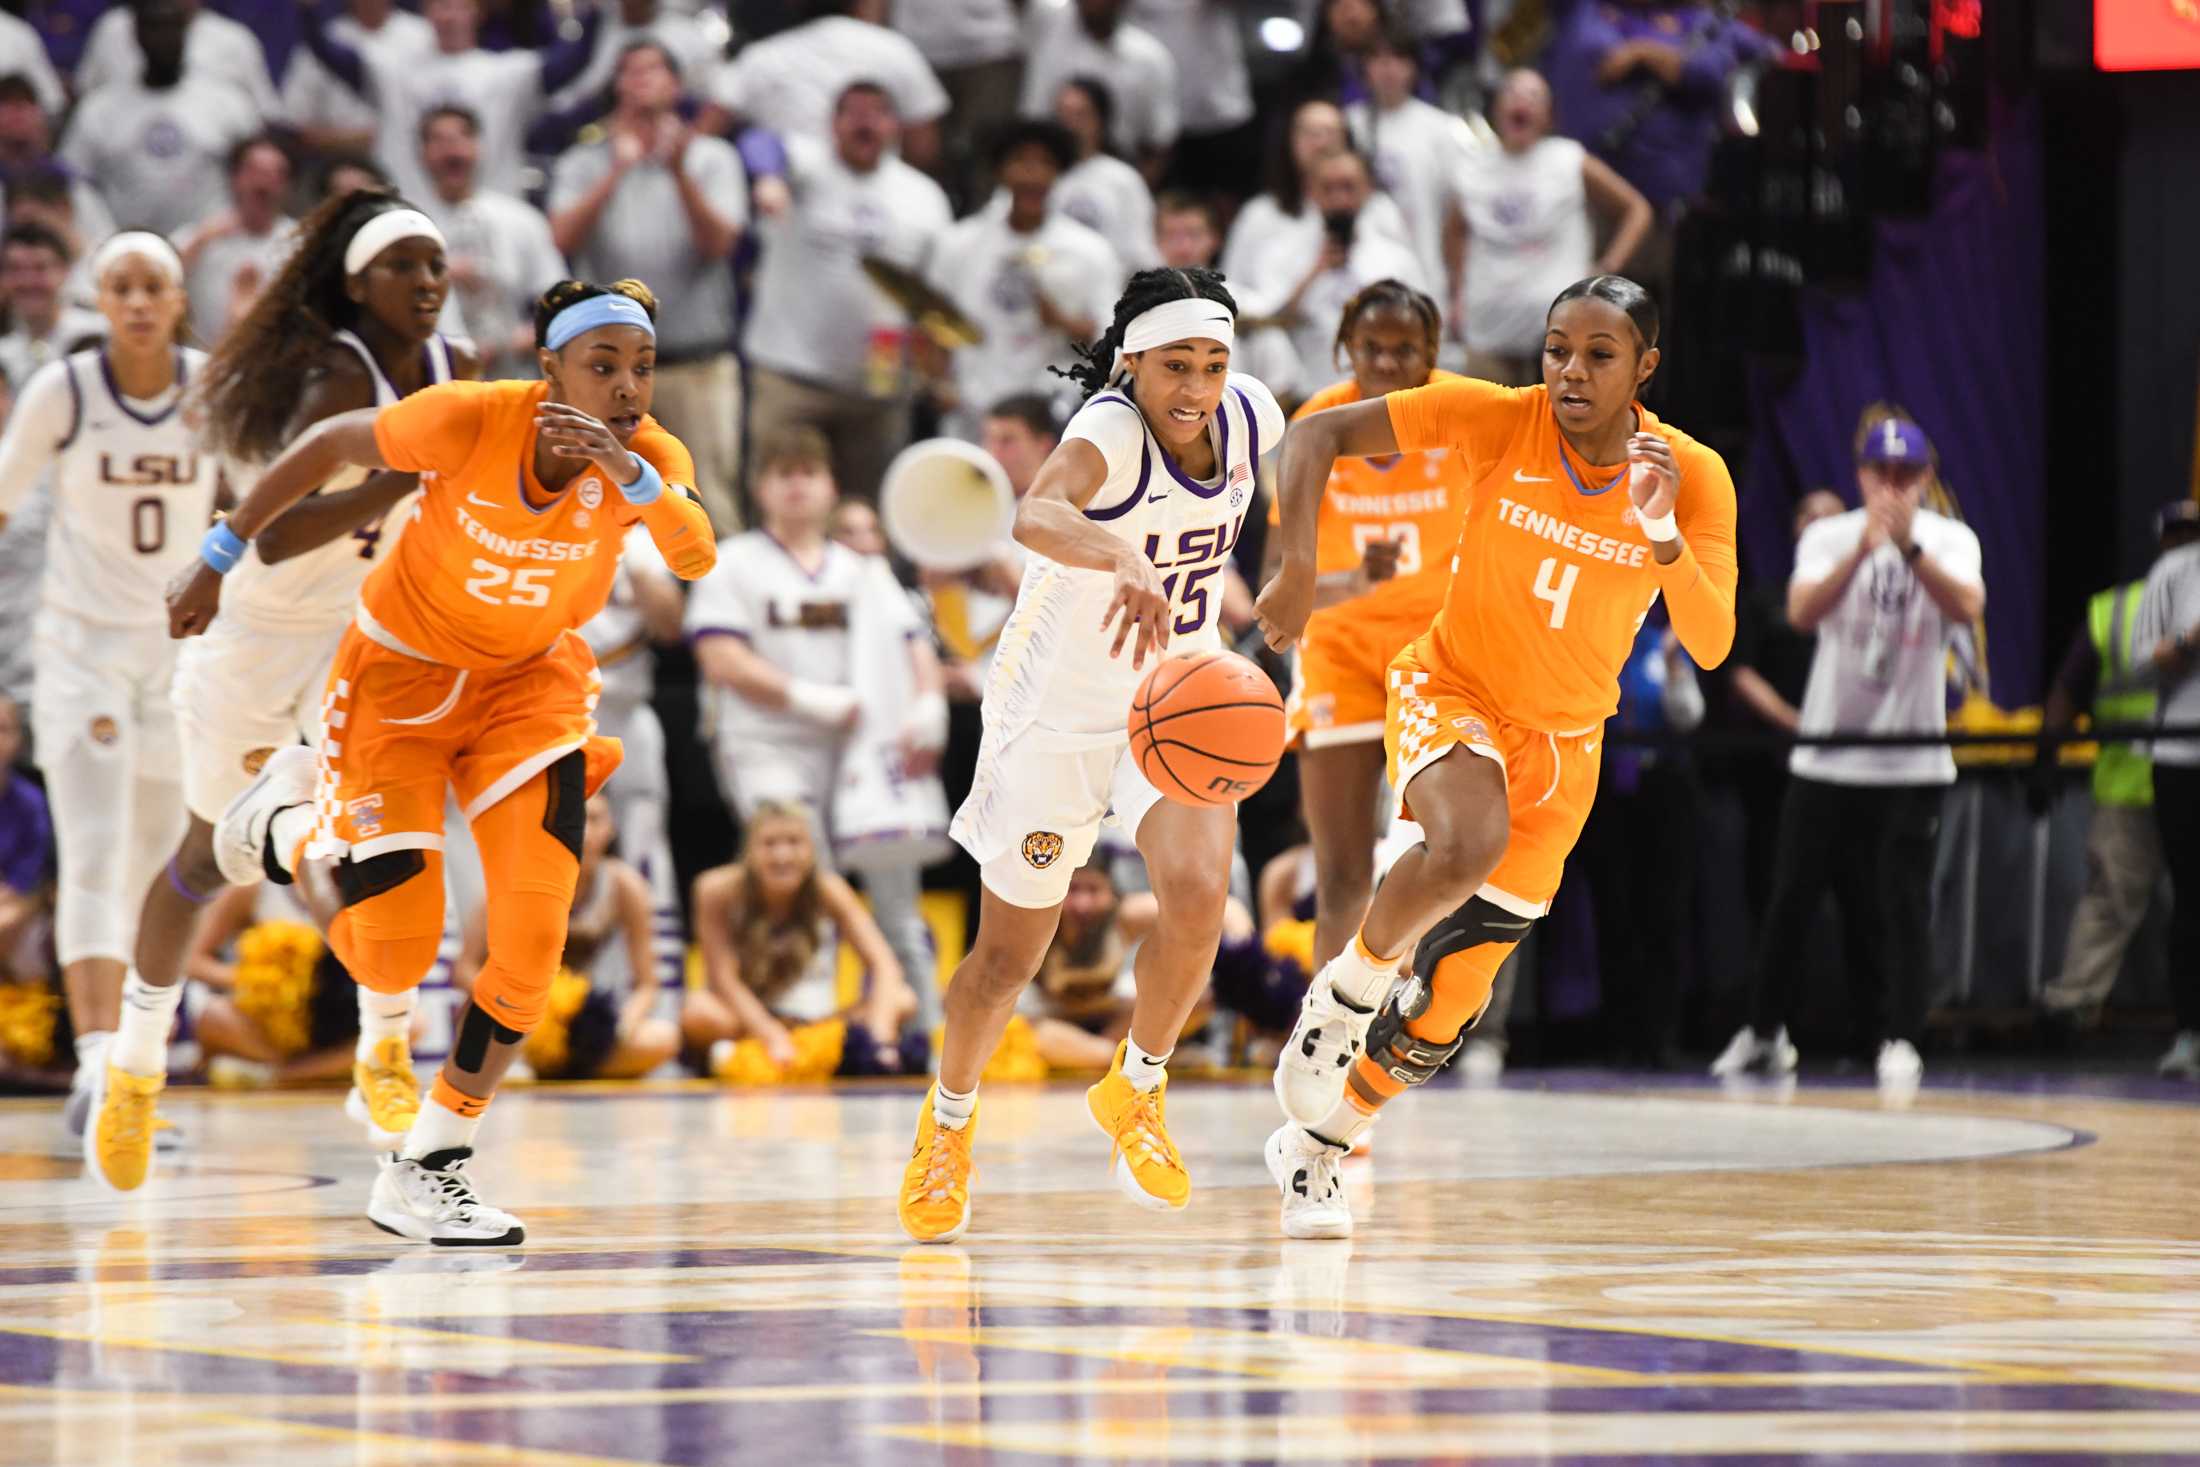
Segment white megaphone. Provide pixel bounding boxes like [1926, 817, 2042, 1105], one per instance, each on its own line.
[881, 438, 1015, 571]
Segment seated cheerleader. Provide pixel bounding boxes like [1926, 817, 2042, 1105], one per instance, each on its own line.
[453, 795, 680, 1083]
[187, 875, 393, 1088]
[683, 799, 923, 1081]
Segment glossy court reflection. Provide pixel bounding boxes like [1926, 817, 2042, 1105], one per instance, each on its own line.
[0, 1074, 2196, 1465]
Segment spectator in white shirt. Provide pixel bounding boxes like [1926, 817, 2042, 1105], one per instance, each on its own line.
[891, 0, 1021, 207]
[555, 0, 722, 111]
[1221, 97, 1411, 286]
[1019, 0, 1178, 177]
[419, 105, 568, 378]
[1129, 0, 1255, 198]
[1452, 68, 1654, 385]
[0, 171, 108, 314]
[745, 80, 953, 502]
[551, 40, 748, 530]
[1154, 189, 1220, 268]
[176, 135, 295, 346]
[701, 0, 949, 174]
[280, 0, 435, 159]
[0, 14, 65, 117]
[1050, 77, 1159, 272]
[60, 0, 261, 238]
[0, 76, 120, 251]
[297, 0, 603, 203]
[76, 0, 279, 121]
[1231, 147, 1427, 400]
[1345, 25, 1482, 304]
[0, 223, 105, 395]
[927, 119, 1122, 440]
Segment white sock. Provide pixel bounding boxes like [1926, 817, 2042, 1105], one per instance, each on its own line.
[356, 989, 417, 1060]
[932, 1081, 976, 1130]
[111, 975, 181, 1077]
[400, 1095, 481, 1162]
[1121, 1038, 1169, 1093]
[73, 1030, 112, 1083]
[1328, 931, 1403, 1010]
[267, 804, 315, 877]
[1309, 1095, 1375, 1150]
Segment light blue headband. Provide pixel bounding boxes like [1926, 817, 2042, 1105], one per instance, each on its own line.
[545, 292, 656, 351]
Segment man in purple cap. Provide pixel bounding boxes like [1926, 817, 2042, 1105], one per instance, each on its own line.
[1711, 412, 1985, 1088]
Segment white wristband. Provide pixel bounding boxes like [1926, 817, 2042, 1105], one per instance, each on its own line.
[1637, 509, 1680, 544]
[786, 680, 860, 727]
[902, 691, 949, 750]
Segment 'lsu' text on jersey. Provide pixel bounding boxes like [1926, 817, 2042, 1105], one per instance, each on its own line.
[984, 372, 1287, 745]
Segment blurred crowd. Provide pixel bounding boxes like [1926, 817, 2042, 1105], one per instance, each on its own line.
[0, 0, 2194, 1093]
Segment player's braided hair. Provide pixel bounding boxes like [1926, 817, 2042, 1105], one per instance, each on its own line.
[729, 800, 826, 1006]
[533, 277, 660, 348]
[1056, 267, 1239, 399]
[1332, 278, 1441, 372]
[195, 189, 422, 464]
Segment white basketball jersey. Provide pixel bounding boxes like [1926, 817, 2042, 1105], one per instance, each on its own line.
[39, 347, 225, 630]
[984, 372, 1284, 745]
[220, 331, 455, 633]
[580, 528, 667, 708]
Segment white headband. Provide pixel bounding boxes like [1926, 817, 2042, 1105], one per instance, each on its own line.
[344, 209, 447, 276]
[1110, 297, 1235, 379]
[90, 231, 183, 287]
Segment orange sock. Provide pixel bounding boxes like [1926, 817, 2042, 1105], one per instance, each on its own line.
[430, 1074, 490, 1119]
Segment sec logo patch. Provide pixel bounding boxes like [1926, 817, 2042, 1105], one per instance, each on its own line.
[1021, 831, 1064, 869]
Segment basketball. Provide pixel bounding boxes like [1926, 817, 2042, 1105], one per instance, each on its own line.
[1128, 650, 1288, 807]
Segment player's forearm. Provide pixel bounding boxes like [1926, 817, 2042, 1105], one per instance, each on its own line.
[1653, 541, 1736, 668]
[226, 412, 386, 540]
[693, 635, 793, 708]
[1273, 422, 1337, 577]
[634, 487, 715, 579]
[254, 471, 418, 564]
[1013, 492, 1141, 577]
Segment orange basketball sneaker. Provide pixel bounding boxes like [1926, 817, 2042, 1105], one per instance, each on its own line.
[899, 1087, 976, 1244]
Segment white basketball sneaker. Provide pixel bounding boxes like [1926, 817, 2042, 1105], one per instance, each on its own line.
[1709, 1025, 1798, 1078]
[2158, 1031, 2200, 1080]
[1876, 1038, 1923, 1086]
[367, 1149, 525, 1246]
[214, 745, 317, 888]
[1265, 1124, 1353, 1239]
[1274, 969, 1382, 1127]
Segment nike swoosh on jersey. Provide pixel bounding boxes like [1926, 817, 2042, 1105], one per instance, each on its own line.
[1512, 469, 1554, 483]
[466, 491, 499, 509]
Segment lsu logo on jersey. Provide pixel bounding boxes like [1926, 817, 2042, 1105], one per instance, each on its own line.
[1021, 831, 1065, 869]
[100, 452, 200, 486]
[87, 715, 118, 745]
[241, 746, 274, 776]
[347, 794, 386, 839]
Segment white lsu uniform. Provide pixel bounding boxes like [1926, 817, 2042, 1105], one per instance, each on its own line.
[952, 372, 1284, 907]
[0, 347, 227, 966]
[174, 331, 455, 824]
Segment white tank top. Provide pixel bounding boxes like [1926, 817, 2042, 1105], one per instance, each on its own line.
[37, 347, 225, 631]
[983, 371, 1285, 747]
[220, 331, 455, 633]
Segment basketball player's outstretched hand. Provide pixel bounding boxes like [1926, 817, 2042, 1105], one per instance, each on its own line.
[168, 561, 223, 640]
[1626, 433, 1680, 520]
[1105, 551, 1172, 669]
[1255, 568, 1313, 653]
[536, 403, 635, 479]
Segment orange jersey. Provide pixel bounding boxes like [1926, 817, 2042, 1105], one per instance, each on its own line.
[1386, 378, 1737, 733]
[364, 380, 699, 669]
[1275, 371, 1470, 637]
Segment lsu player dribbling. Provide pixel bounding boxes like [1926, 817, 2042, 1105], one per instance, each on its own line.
[1258, 275, 1738, 1238]
[899, 267, 1286, 1244]
[168, 279, 715, 1244]
[1267, 280, 1474, 971]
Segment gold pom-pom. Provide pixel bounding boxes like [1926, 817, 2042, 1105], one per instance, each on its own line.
[521, 968, 592, 1078]
[0, 982, 59, 1068]
[1262, 918, 1317, 973]
[710, 1017, 848, 1085]
[232, 921, 325, 1058]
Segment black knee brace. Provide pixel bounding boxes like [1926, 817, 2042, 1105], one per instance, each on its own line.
[540, 749, 588, 860]
[453, 1000, 526, 1072]
[334, 848, 427, 909]
[1412, 895, 1536, 983]
[1358, 975, 1464, 1094]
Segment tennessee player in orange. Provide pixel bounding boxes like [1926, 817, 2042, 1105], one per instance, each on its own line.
[1266, 280, 1472, 969]
[166, 279, 715, 1244]
[1257, 275, 1736, 1238]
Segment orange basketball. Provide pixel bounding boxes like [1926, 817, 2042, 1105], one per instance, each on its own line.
[1129, 650, 1288, 807]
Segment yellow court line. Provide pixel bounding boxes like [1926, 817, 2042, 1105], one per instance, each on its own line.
[184, 1408, 667, 1467]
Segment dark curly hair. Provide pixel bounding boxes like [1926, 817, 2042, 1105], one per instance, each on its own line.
[1055, 267, 1238, 399]
[194, 189, 429, 464]
[1332, 277, 1441, 373]
[533, 276, 660, 349]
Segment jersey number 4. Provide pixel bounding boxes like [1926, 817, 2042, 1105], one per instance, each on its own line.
[1351, 522, 1424, 576]
[1533, 557, 1579, 630]
[465, 559, 552, 608]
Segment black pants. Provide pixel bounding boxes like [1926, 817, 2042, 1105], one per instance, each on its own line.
[2151, 764, 2200, 1029]
[1747, 776, 1944, 1047]
[1581, 760, 1700, 1061]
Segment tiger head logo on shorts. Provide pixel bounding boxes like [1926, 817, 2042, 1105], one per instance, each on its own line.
[87, 716, 117, 745]
[1021, 831, 1065, 869]
[241, 747, 274, 776]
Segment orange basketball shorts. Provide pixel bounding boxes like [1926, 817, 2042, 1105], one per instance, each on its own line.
[308, 623, 622, 865]
[1384, 635, 1602, 919]
[1288, 612, 1426, 750]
